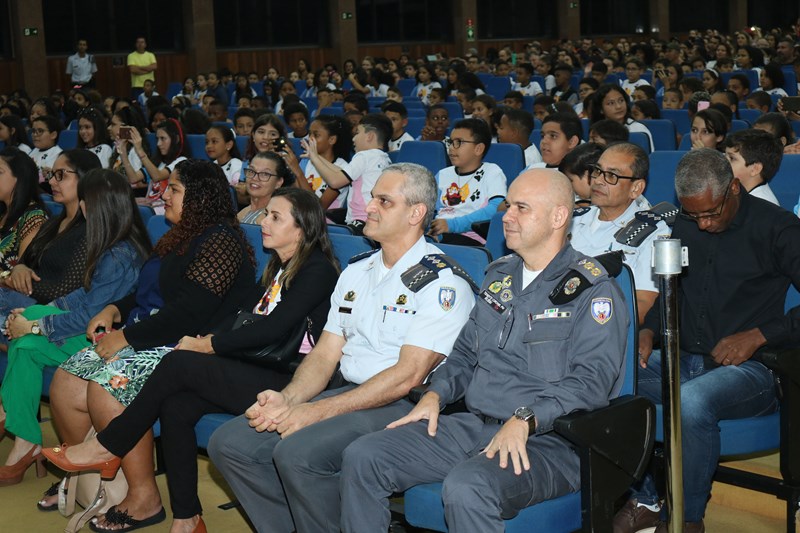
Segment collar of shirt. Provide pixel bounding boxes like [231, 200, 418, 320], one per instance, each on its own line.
[581, 195, 645, 230]
[362, 235, 429, 275]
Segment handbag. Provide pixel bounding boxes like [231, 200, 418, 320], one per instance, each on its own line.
[58, 427, 128, 532]
[227, 311, 311, 373]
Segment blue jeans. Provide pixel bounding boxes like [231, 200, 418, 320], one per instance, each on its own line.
[632, 350, 779, 522]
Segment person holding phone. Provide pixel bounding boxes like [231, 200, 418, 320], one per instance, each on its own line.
[108, 107, 150, 193]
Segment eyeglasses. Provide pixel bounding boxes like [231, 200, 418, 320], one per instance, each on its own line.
[679, 184, 731, 221]
[243, 168, 278, 182]
[589, 165, 640, 186]
[444, 138, 479, 149]
[31, 128, 49, 136]
[45, 168, 78, 182]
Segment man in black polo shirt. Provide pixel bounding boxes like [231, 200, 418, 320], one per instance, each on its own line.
[614, 148, 800, 533]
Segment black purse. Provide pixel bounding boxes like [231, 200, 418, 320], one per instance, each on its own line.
[228, 311, 311, 373]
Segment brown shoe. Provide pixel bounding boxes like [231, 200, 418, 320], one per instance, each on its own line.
[613, 499, 661, 533]
[654, 520, 705, 533]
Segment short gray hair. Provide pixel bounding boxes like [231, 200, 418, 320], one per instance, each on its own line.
[674, 148, 732, 199]
[604, 142, 649, 180]
[383, 163, 437, 228]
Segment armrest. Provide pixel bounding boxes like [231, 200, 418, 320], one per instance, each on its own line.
[408, 384, 430, 404]
[555, 395, 655, 481]
[408, 384, 468, 415]
[757, 347, 800, 387]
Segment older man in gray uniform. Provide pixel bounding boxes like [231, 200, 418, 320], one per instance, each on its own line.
[340, 169, 630, 533]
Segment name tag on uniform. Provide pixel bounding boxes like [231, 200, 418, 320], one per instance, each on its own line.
[480, 289, 506, 314]
[339, 307, 352, 314]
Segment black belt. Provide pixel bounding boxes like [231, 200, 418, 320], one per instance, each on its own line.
[478, 414, 504, 425]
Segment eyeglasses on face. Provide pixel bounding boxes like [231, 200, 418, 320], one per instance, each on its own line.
[243, 168, 278, 182]
[444, 138, 479, 149]
[45, 168, 78, 182]
[31, 128, 49, 136]
[589, 165, 639, 185]
[679, 184, 731, 221]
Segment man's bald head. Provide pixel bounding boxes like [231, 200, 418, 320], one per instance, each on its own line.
[511, 168, 575, 222]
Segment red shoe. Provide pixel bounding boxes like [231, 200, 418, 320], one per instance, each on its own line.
[42, 444, 121, 480]
[194, 517, 207, 533]
[0, 446, 47, 486]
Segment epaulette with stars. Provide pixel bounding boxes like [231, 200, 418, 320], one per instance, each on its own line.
[614, 202, 678, 247]
[548, 251, 622, 305]
[401, 254, 479, 294]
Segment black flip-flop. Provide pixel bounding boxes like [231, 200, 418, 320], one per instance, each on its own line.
[89, 506, 167, 532]
[37, 481, 61, 512]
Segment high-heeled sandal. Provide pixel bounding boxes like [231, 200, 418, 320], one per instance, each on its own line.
[0, 446, 47, 486]
[37, 480, 62, 511]
[42, 444, 121, 480]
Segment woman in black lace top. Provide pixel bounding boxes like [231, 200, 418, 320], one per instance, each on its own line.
[49, 160, 255, 532]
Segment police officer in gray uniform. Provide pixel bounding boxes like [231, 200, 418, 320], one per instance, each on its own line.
[207, 163, 474, 533]
[340, 168, 630, 533]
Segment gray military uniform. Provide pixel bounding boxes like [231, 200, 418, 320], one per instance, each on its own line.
[340, 244, 630, 533]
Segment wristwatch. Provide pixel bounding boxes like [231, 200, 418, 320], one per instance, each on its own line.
[513, 406, 537, 433]
[30, 321, 42, 335]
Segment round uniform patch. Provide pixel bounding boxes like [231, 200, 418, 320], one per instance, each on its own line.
[591, 297, 613, 324]
[564, 277, 581, 295]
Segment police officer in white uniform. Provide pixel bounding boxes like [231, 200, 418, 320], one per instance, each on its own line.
[339, 169, 630, 532]
[569, 142, 673, 323]
[208, 163, 474, 533]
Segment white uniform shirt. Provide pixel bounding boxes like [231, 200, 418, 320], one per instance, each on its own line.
[344, 149, 392, 224]
[524, 143, 543, 167]
[512, 81, 543, 97]
[621, 78, 651, 99]
[86, 144, 113, 169]
[569, 196, 670, 293]
[29, 145, 63, 181]
[216, 157, 243, 186]
[389, 132, 414, 152]
[66, 52, 97, 84]
[324, 236, 474, 384]
[305, 157, 351, 210]
[414, 81, 442, 105]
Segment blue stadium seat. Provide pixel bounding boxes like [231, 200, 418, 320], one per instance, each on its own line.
[406, 108, 426, 117]
[484, 143, 525, 185]
[404, 263, 651, 533]
[731, 119, 749, 132]
[187, 134, 209, 160]
[58, 130, 78, 150]
[327, 224, 354, 235]
[406, 117, 426, 139]
[293, 80, 306, 95]
[434, 243, 491, 286]
[319, 106, 343, 116]
[522, 95, 534, 113]
[629, 132, 651, 154]
[677, 134, 693, 151]
[239, 221, 273, 276]
[251, 81, 264, 97]
[661, 109, 691, 136]
[483, 211, 509, 262]
[783, 70, 798, 96]
[646, 151, 684, 205]
[236, 136, 249, 157]
[580, 118, 589, 140]
[44, 200, 64, 217]
[166, 82, 182, 101]
[738, 108, 762, 125]
[146, 215, 172, 244]
[770, 154, 800, 211]
[484, 77, 511, 101]
[640, 119, 677, 151]
[395, 78, 416, 97]
[396, 141, 449, 176]
[67, 119, 79, 131]
[439, 102, 464, 121]
[368, 96, 386, 107]
[388, 151, 400, 163]
[329, 233, 374, 270]
[138, 205, 155, 227]
[529, 129, 541, 148]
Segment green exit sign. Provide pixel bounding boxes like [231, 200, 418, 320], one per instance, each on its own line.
[23, 27, 39, 36]
[569, 2, 579, 7]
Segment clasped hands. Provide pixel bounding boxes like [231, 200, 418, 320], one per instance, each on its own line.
[638, 327, 767, 368]
[245, 390, 327, 439]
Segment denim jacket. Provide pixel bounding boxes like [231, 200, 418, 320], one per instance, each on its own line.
[39, 240, 145, 346]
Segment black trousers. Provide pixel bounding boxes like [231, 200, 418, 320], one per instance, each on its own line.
[97, 349, 292, 518]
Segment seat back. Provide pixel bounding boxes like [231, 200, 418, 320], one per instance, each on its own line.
[397, 78, 416, 97]
[615, 263, 638, 396]
[439, 102, 463, 121]
[240, 222, 273, 276]
[661, 109, 691, 137]
[639, 119, 677, 151]
[484, 77, 511, 100]
[58, 130, 78, 150]
[137, 205, 155, 227]
[434, 244, 491, 287]
[770, 154, 800, 211]
[483, 211, 509, 262]
[327, 224, 354, 235]
[646, 151, 683, 205]
[187, 134, 209, 160]
[329, 233, 374, 270]
[483, 143, 525, 185]
[628, 132, 651, 154]
[396, 141, 448, 176]
[44, 200, 64, 216]
[146, 214, 172, 244]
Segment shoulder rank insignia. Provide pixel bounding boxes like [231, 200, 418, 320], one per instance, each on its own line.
[614, 202, 678, 247]
[573, 206, 591, 217]
[401, 254, 479, 294]
[347, 248, 380, 264]
[396, 294, 407, 305]
[549, 269, 593, 305]
[344, 290, 356, 302]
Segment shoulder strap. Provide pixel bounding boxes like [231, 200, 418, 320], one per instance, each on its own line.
[347, 248, 379, 264]
[401, 253, 479, 294]
[614, 201, 678, 247]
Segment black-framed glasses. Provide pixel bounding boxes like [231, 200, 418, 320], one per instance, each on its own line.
[31, 128, 49, 136]
[589, 165, 640, 186]
[679, 184, 731, 221]
[45, 169, 78, 182]
[444, 138, 478, 149]
[243, 168, 278, 182]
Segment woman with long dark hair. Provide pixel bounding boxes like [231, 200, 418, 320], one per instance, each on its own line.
[107, 106, 150, 192]
[45, 187, 339, 533]
[48, 160, 255, 531]
[0, 148, 47, 273]
[0, 168, 150, 485]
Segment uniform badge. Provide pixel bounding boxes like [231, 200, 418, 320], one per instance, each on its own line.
[396, 294, 407, 305]
[564, 277, 581, 295]
[502, 275, 512, 288]
[591, 297, 613, 324]
[344, 290, 356, 302]
[488, 281, 503, 293]
[582, 261, 600, 277]
[500, 289, 513, 302]
[439, 287, 456, 311]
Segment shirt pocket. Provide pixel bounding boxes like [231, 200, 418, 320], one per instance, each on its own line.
[378, 306, 415, 337]
[522, 320, 571, 382]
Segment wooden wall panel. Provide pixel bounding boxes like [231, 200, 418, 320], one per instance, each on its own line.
[216, 48, 335, 78]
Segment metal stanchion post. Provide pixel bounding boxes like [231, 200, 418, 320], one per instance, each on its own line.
[653, 239, 688, 533]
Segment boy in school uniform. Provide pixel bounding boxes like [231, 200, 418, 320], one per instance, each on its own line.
[382, 101, 414, 152]
[724, 128, 783, 205]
